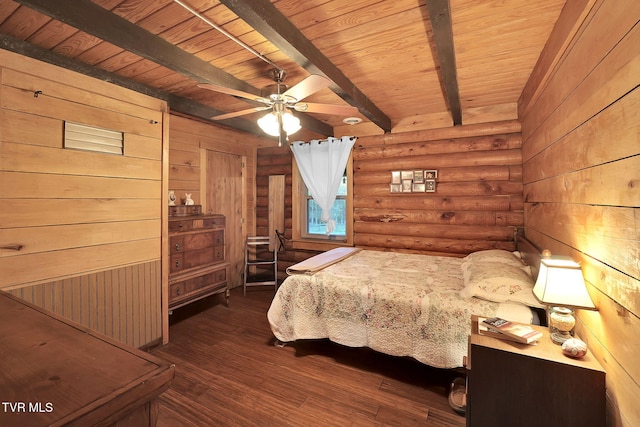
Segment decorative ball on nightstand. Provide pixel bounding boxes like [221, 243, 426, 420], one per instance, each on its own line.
[562, 338, 588, 358]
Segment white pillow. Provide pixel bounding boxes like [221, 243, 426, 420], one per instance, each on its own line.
[460, 262, 542, 308]
[463, 249, 525, 267]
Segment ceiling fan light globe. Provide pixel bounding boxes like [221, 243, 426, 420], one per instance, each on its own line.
[257, 112, 280, 136]
[282, 112, 301, 135]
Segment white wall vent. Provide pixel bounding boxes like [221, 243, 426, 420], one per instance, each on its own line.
[64, 122, 124, 155]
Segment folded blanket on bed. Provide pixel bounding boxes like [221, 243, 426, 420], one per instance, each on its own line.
[286, 247, 362, 275]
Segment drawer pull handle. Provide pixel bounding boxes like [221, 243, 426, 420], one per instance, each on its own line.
[176, 288, 181, 295]
[178, 223, 184, 229]
[175, 260, 180, 267]
[175, 243, 180, 251]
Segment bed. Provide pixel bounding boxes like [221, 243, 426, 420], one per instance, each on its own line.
[267, 237, 544, 369]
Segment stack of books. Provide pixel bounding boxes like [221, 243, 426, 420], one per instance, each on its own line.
[479, 317, 543, 344]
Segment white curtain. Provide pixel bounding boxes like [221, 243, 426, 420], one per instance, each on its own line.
[290, 136, 357, 235]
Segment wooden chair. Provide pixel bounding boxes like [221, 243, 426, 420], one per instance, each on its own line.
[243, 236, 278, 296]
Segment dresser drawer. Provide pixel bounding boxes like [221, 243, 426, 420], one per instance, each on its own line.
[183, 231, 216, 251]
[203, 216, 225, 227]
[169, 266, 228, 308]
[213, 230, 224, 246]
[170, 235, 184, 253]
[170, 253, 184, 273]
[169, 219, 192, 232]
[182, 248, 213, 269]
[213, 245, 224, 263]
[186, 267, 227, 293]
[169, 281, 185, 299]
[171, 245, 224, 273]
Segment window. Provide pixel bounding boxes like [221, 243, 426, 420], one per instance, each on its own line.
[292, 154, 353, 251]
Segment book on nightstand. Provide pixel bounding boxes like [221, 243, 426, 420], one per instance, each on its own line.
[481, 317, 543, 344]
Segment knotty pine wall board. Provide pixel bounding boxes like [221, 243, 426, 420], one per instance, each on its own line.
[519, 0, 640, 424]
[0, 49, 166, 348]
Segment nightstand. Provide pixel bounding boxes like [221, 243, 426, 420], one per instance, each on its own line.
[466, 315, 605, 427]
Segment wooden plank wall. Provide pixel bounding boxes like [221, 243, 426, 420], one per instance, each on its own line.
[256, 120, 524, 274]
[0, 50, 166, 348]
[519, 1, 639, 425]
[168, 114, 270, 288]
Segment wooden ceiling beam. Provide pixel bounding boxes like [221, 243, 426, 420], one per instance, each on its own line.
[425, 0, 462, 125]
[218, 0, 392, 133]
[13, 0, 333, 136]
[0, 33, 262, 135]
[14, 0, 257, 95]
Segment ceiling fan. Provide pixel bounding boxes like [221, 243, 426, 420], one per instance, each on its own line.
[198, 69, 359, 142]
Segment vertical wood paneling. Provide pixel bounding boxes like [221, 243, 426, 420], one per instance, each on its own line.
[207, 151, 243, 288]
[520, 1, 640, 425]
[7, 261, 162, 348]
[269, 175, 286, 251]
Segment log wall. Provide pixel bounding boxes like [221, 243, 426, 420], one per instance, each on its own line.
[519, 1, 639, 425]
[353, 121, 523, 255]
[256, 120, 525, 274]
[0, 50, 167, 348]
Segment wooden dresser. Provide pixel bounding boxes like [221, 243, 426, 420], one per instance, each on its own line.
[0, 292, 174, 427]
[168, 213, 229, 310]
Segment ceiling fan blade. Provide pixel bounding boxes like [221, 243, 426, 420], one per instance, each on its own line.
[198, 83, 270, 104]
[293, 102, 359, 116]
[211, 106, 271, 120]
[283, 75, 331, 102]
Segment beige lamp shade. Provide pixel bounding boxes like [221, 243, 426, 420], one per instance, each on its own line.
[533, 257, 596, 310]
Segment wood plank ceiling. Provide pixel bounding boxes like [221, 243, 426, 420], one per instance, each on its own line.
[0, 0, 566, 141]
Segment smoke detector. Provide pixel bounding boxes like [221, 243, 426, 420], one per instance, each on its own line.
[343, 117, 362, 125]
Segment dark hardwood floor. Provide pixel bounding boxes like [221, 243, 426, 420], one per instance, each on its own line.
[152, 287, 467, 426]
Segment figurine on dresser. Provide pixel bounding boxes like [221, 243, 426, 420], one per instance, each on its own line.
[184, 193, 194, 205]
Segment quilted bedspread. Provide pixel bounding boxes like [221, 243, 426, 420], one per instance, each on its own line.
[267, 250, 533, 368]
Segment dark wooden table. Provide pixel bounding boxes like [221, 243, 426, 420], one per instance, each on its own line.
[0, 291, 174, 426]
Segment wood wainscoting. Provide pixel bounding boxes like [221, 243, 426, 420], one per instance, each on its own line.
[8, 260, 162, 349]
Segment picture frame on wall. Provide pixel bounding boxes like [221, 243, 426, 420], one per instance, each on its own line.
[389, 169, 439, 193]
[424, 170, 438, 179]
[412, 183, 425, 192]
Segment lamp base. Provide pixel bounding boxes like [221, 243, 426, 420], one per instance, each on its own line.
[549, 306, 576, 345]
[550, 330, 572, 345]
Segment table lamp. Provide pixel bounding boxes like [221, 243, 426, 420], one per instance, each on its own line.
[533, 253, 596, 344]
